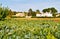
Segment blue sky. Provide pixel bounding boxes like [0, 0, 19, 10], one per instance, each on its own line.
[0, 0, 60, 12]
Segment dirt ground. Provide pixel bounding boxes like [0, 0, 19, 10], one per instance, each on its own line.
[13, 18, 60, 22]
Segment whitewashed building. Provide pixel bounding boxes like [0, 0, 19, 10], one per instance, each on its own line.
[13, 12, 25, 17]
[36, 12, 53, 17]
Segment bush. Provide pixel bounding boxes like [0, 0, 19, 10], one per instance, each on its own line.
[0, 6, 10, 20]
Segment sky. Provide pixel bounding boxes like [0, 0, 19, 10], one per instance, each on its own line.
[0, 0, 60, 12]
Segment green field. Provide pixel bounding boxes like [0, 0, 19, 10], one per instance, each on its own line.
[0, 18, 60, 39]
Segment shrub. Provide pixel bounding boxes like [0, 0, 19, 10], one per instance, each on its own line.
[0, 6, 9, 20]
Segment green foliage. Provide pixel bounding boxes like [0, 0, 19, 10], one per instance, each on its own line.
[52, 13, 57, 17]
[31, 11, 36, 17]
[0, 19, 60, 39]
[51, 7, 57, 17]
[28, 8, 36, 17]
[42, 7, 58, 17]
[0, 6, 10, 20]
[42, 7, 57, 13]
[8, 10, 14, 17]
[51, 7, 57, 13]
[42, 9, 47, 13]
[36, 10, 40, 14]
[28, 8, 33, 16]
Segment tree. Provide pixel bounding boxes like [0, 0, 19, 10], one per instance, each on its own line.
[42, 7, 58, 17]
[50, 7, 58, 17]
[42, 9, 47, 13]
[31, 11, 36, 17]
[42, 8, 51, 13]
[24, 12, 27, 16]
[51, 7, 57, 13]
[36, 10, 40, 14]
[28, 8, 33, 16]
[47, 8, 51, 13]
[8, 9, 14, 17]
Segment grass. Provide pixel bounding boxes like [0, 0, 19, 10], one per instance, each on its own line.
[0, 18, 60, 39]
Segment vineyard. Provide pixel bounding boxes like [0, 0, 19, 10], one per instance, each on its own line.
[0, 18, 60, 39]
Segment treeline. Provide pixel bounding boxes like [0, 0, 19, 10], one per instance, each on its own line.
[28, 7, 58, 17]
[42, 7, 58, 17]
[0, 4, 59, 20]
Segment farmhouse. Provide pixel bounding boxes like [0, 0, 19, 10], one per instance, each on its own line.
[13, 12, 25, 17]
[36, 12, 53, 17]
[56, 13, 60, 17]
[12, 12, 53, 18]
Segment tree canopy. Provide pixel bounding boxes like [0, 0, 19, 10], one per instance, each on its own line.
[42, 7, 58, 17]
[36, 10, 40, 14]
[28, 8, 33, 16]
